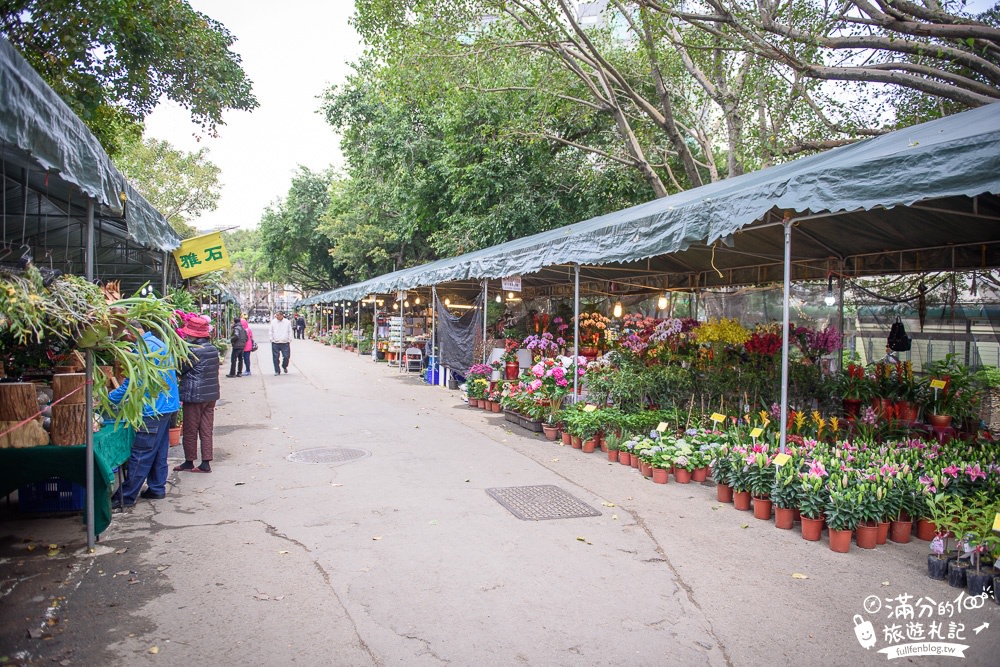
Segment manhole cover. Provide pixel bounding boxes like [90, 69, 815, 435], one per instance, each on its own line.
[485, 485, 601, 521]
[287, 447, 370, 465]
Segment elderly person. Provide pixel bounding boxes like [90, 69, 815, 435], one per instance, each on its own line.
[269, 311, 293, 375]
[174, 315, 220, 473]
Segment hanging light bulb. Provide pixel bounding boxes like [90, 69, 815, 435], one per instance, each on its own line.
[444, 298, 451, 306]
[495, 294, 502, 303]
[414, 296, 421, 305]
[613, 301, 623, 318]
[393, 302, 399, 310]
[657, 294, 668, 310]
[824, 275, 836, 306]
[404, 300, 410, 308]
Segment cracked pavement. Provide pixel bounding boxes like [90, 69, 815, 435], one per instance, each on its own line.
[2, 328, 997, 665]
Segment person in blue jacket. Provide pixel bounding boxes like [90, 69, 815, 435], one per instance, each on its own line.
[110, 322, 180, 507]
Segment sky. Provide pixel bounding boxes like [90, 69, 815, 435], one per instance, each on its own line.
[143, 1, 364, 232]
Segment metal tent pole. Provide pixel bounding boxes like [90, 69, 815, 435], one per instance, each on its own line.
[573, 264, 580, 398]
[398, 292, 404, 372]
[779, 219, 792, 455]
[431, 287, 437, 384]
[482, 280, 488, 363]
[84, 198, 96, 550]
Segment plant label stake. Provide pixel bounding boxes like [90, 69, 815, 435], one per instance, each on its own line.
[710, 412, 725, 425]
[992, 512, 1000, 535]
[656, 422, 668, 433]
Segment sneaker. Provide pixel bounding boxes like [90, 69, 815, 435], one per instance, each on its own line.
[139, 489, 165, 500]
[243, 371, 251, 376]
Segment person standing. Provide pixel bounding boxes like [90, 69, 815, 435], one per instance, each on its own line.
[269, 311, 293, 375]
[240, 317, 254, 375]
[110, 322, 180, 506]
[174, 315, 220, 473]
[227, 316, 247, 377]
[294, 312, 306, 339]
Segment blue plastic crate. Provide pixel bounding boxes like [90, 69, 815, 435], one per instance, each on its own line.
[17, 478, 85, 512]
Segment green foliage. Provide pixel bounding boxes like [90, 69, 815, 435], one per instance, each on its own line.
[1, 0, 258, 157]
[116, 138, 221, 238]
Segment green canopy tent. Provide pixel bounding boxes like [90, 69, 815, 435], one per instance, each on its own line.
[1, 37, 181, 548]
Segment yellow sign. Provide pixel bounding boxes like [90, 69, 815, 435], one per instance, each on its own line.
[930, 379, 947, 390]
[749, 427, 764, 439]
[583, 404, 597, 412]
[773, 453, 792, 467]
[993, 512, 1000, 534]
[656, 422, 669, 433]
[710, 412, 726, 423]
[172, 232, 232, 279]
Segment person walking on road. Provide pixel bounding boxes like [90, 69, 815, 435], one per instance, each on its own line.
[294, 312, 306, 339]
[110, 322, 180, 506]
[227, 316, 247, 377]
[240, 317, 254, 375]
[269, 311, 293, 375]
[175, 316, 220, 473]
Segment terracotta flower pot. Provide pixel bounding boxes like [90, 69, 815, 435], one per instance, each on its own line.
[915, 518, 937, 541]
[652, 467, 669, 484]
[618, 451, 631, 466]
[856, 522, 878, 549]
[716, 484, 733, 503]
[571, 435, 583, 449]
[581, 438, 596, 453]
[674, 468, 692, 484]
[733, 490, 751, 510]
[630, 454, 640, 469]
[168, 427, 181, 447]
[890, 519, 912, 544]
[774, 507, 795, 529]
[607, 450, 619, 463]
[876, 521, 890, 545]
[691, 467, 709, 482]
[561, 431, 572, 445]
[752, 497, 772, 520]
[491, 402, 501, 413]
[800, 516, 823, 541]
[829, 527, 853, 553]
[639, 461, 652, 477]
[542, 424, 559, 441]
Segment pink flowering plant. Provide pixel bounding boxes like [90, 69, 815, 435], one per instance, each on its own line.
[523, 332, 563, 359]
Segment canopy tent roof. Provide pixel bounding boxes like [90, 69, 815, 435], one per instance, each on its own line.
[0, 37, 180, 293]
[298, 103, 1000, 307]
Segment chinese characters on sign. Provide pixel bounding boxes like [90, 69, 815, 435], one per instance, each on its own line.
[171, 232, 232, 279]
[852, 590, 992, 660]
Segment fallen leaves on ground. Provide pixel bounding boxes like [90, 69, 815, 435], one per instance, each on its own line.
[792, 573, 809, 579]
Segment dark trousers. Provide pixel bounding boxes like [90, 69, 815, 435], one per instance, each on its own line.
[242, 350, 251, 373]
[182, 401, 216, 463]
[272, 342, 290, 373]
[122, 413, 173, 503]
[229, 347, 244, 375]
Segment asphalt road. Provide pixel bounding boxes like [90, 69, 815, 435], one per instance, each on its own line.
[1, 328, 997, 666]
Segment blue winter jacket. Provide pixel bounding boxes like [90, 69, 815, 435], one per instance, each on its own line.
[108, 331, 181, 418]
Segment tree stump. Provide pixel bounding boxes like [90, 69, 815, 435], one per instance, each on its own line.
[52, 373, 86, 404]
[51, 403, 88, 446]
[0, 382, 38, 420]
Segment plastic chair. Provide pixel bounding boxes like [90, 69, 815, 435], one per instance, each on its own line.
[404, 347, 423, 373]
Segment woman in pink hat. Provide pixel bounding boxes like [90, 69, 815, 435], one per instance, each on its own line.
[175, 315, 220, 473]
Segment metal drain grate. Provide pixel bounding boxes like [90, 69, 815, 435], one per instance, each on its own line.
[287, 447, 370, 465]
[485, 485, 601, 521]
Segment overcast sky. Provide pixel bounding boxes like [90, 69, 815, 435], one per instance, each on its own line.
[143, 1, 363, 232]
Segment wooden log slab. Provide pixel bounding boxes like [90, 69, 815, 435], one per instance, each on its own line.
[51, 403, 88, 446]
[0, 419, 50, 448]
[52, 373, 86, 405]
[0, 382, 38, 420]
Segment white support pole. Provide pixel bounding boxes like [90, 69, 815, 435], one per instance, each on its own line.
[779, 219, 792, 454]
[573, 264, 580, 398]
[482, 280, 488, 364]
[431, 287, 437, 383]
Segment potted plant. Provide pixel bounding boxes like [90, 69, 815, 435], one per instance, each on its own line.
[771, 460, 802, 529]
[836, 363, 873, 417]
[798, 473, 831, 541]
[923, 354, 978, 430]
[925, 492, 962, 580]
[745, 449, 776, 520]
[825, 478, 861, 552]
[499, 338, 521, 379]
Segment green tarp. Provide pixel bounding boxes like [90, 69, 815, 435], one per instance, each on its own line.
[299, 103, 1000, 306]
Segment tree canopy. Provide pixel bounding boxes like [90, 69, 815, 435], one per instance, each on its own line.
[1, 0, 258, 156]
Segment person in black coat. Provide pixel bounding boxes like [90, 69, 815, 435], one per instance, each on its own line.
[227, 316, 248, 377]
[175, 316, 221, 473]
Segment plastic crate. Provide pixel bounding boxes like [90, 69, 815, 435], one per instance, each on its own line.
[17, 478, 85, 512]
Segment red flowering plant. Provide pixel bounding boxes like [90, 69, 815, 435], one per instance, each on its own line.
[499, 338, 521, 364]
[836, 363, 874, 401]
[574, 311, 611, 349]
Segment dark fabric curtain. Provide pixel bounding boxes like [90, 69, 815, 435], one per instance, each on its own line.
[435, 293, 484, 377]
